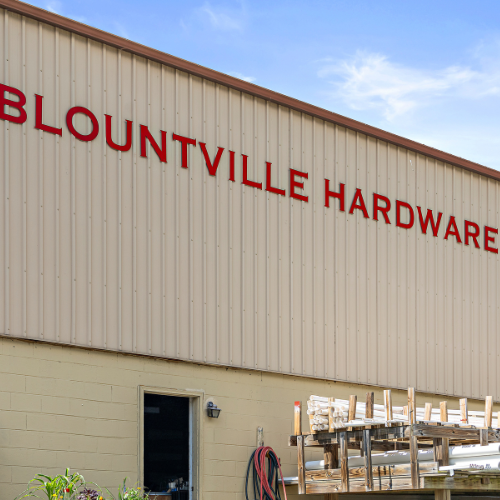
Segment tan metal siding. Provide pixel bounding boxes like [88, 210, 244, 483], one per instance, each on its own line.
[1, 9, 500, 400]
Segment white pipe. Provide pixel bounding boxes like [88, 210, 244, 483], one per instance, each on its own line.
[305, 444, 500, 470]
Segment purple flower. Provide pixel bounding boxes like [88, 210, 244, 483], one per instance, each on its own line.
[77, 488, 99, 500]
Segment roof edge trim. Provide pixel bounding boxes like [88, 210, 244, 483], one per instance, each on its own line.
[1, 0, 499, 181]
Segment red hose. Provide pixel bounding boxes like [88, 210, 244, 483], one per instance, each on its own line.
[253, 446, 288, 500]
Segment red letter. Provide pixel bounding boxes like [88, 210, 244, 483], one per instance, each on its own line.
[290, 169, 309, 202]
[417, 207, 442, 237]
[266, 162, 285, 196]
[35, 94, 62, 135]
[199, 142, 224, 176]
[172, 133, 196, 168]
[66, 106, 99, 142]
[229, 151, 235, 182]
[105, 114, 132, 152]
[373, 193, 391, 223]
[324, 180, 345, 210]
[396, 200, 414, 229]
[464, 220, 480, 248]
[444, 216, 462, 243]
[485, 226, 499, 254]
[349, 188, 369, 218]
[0, 83, 27, 124]
[140, 125, 167, 162]
[242, 154, 262, 189]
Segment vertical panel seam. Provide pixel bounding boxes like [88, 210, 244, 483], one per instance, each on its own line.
[102, 44, 107, 348]
[86, 38, 92, 345]
[4, 9, 9, 336]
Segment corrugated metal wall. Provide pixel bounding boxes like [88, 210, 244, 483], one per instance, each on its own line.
[1, 8, 499, 400]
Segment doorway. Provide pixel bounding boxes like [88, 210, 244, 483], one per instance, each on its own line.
[143, 393, 192, 496]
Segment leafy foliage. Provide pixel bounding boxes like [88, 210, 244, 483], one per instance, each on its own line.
[16, 469, 86, 500]
[105, 479, 149, 500]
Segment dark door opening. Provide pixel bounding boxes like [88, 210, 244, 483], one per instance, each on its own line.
[144, 393, 190, 494]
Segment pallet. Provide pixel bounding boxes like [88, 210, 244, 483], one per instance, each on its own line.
[290, 388, 500, 499]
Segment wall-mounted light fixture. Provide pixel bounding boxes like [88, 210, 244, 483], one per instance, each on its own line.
[206, 401, 221, 418]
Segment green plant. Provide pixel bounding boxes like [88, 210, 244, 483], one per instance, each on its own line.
[16, 469, 86, 500]
[105, 479, 148, 500]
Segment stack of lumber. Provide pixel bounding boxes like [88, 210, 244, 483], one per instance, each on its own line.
[307, 392, 498, 432]
[306, 443, 500, 471]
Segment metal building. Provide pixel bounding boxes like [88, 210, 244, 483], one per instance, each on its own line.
[0, 1, 499, 499]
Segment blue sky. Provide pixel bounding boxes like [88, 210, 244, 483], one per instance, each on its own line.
[25, 0, 500, 169]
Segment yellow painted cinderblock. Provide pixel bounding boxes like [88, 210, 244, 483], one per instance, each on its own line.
[3, 336, 499, 500]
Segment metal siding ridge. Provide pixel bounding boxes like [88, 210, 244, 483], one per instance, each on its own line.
[132, 54, 137, 353]
[289, 107, 293, 373]
[252, 96, 257, 368]
[147, 59, 151, 354]
[0, 0, 496, 181]
[102, 44, 107, 348]
[188, 72, 193, 360]
[215, 82, 220, 364]
[70, 31, 75, 343]
[265, 100, 269, 370]
[21, 15, 26, 337]
[86, 37, 91, 345]
[228, 87, 233, 365]
[117, 48, 122, 351]
[202, 77, 206, 362]
[277, 105, 282, 372]
[160, 64, 165, 356]
[38, 21, 42, 339]
[3, 9, 8, 337]
[54, 26, 59, 342]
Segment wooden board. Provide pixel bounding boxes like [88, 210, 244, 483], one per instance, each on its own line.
[305, 475, 500, 494]
[305, 462, 440, 482]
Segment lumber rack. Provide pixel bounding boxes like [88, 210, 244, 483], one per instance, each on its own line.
[289, 388, 500, 499]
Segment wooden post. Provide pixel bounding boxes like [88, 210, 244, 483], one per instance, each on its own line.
[433, 438, 442, 465]
[257, 427, 264, 447]
[485, 396, 493, 428]
[409, 426, 419, 489]
[339, 431, 349, 492]
[363, 428, 373, 491]
[308, 413, 315, 434]
[365, 392, 374, 419]
[460, 398, 468, 424]
[294, 401, 302, 436]
[439, 401, 448, 422]
[297, 435, 306, 494]
[408, 387, 416, 424]
[480, 428, 489, 446]
[439, 401, 450, 466]
[324, 444, 338, 469]
[328, 397, 334, 432]
[348, 395, 357, 422]
[424, 402, 432, 421]
[383, 390, 393, 421]
[434, 490, 451, 500]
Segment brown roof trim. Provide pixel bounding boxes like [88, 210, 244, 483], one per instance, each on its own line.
[1, 0, 499, 182]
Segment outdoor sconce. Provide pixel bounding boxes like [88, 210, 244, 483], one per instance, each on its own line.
[206, 401, 221, 418]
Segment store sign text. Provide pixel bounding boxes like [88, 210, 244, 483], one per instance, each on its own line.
[0, 82, 498, 254]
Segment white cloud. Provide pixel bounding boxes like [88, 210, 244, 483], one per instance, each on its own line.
[228, 71, 256, 83]
[113, 21, 130, 40]
[318, 49, 500, 121]
[198, 2, 243, 31]
[45, 1, 61, 13]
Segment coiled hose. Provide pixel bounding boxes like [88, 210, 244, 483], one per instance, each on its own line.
[245, 446, 288, 500]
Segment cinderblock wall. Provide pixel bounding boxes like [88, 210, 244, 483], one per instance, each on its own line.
[0, 337, 494, 500]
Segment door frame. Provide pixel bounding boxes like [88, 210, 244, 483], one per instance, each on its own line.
[138, 385, 204, 499]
